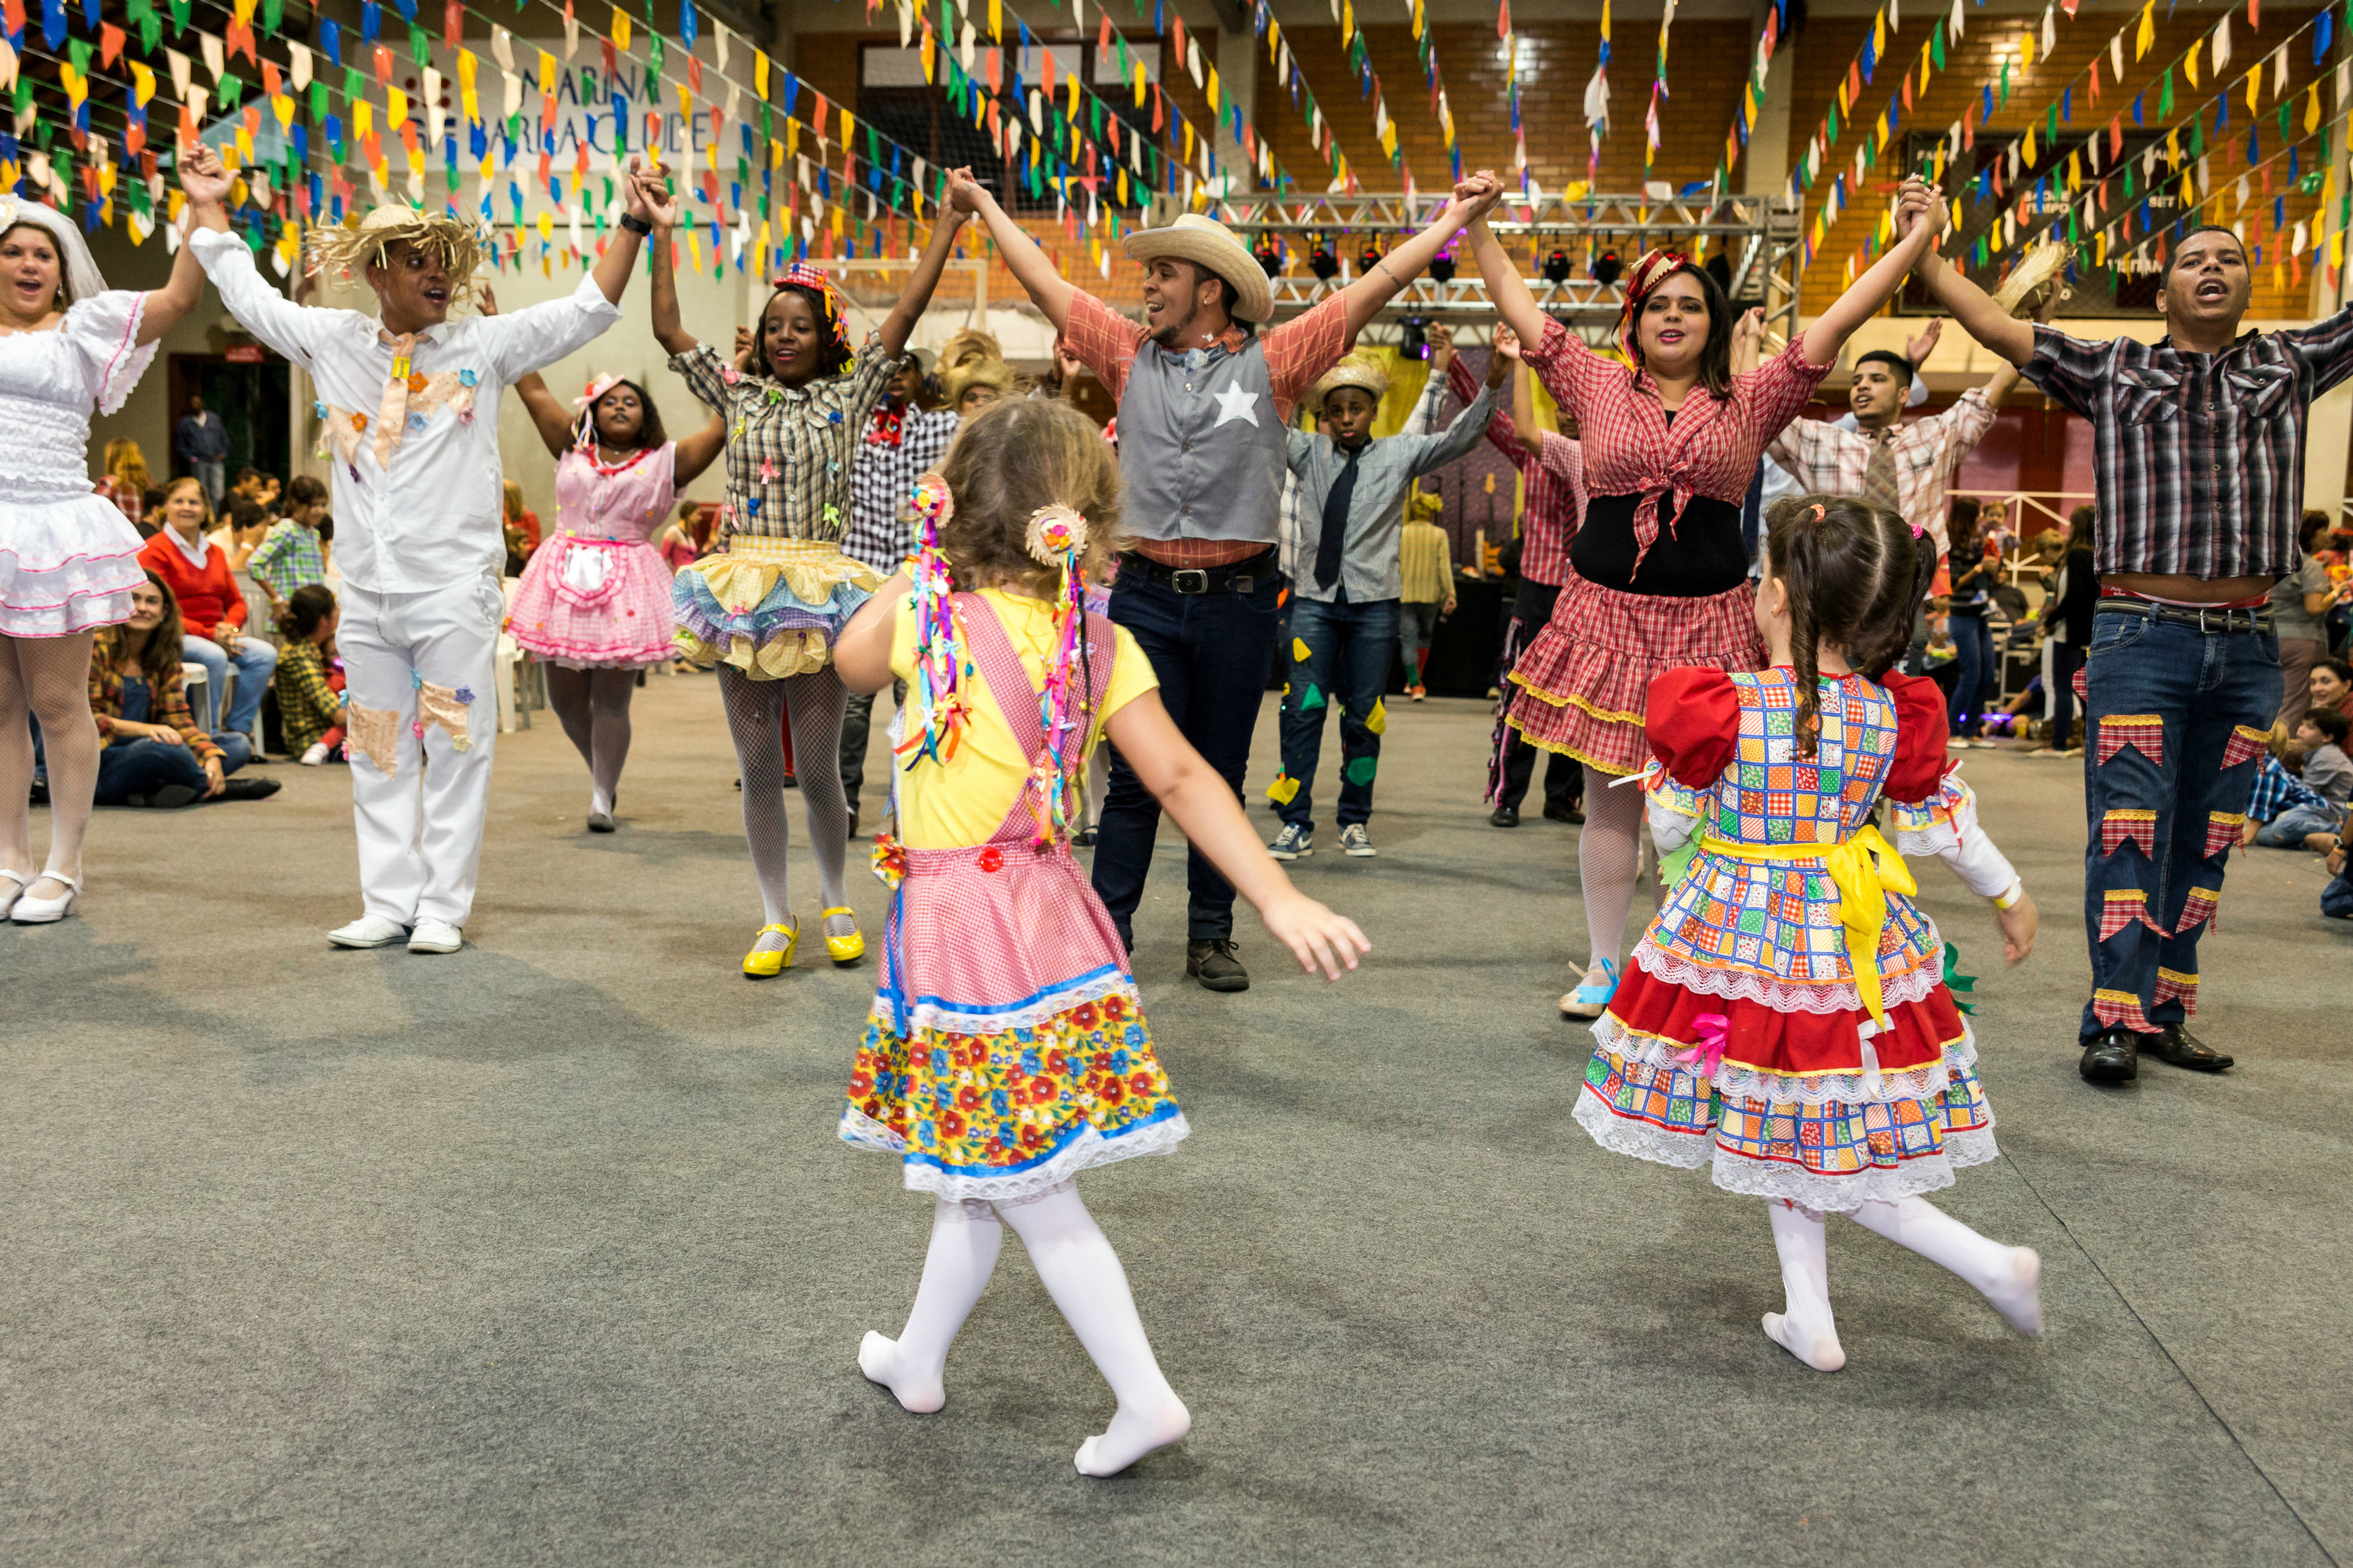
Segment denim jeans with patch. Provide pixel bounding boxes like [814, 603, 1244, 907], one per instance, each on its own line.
[1274, 591, 1399, 833]
[2078, 608, 2282, 1041]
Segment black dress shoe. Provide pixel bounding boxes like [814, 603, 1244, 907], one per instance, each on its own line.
[2146, 1022, 2234, 1072]
[1490, 804, 1521, 828]
[219, 777, 282, 800]
[1185, 938, 1250, 992]
[2079, 1028, 2140, 1084]
[1543, 801, 1585, 824]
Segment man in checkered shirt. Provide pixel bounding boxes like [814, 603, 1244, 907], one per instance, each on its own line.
[837, 358, 958, 833]
[1915, 208, 2353, 1086]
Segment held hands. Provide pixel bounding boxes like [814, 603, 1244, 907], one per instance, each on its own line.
[944, 166, 987, 215]
[1484, 338, 1512, 388]
[632, 162, 680, 230]
[1426, 322, 1455, 376]
[1731, 307, 1767, 363]
[1894, 176, 1944, 247]
[180, 143, 234, 209]
[619, 155, 655, 224]
[1995, 890, 2040, 967]
[732, 325, 757, 371]
[1448, 170, 1504, 225]
[1261, 891, 1371, 982]
[1905, 316, 1943, 366]
[1493, 325, 1522, 362]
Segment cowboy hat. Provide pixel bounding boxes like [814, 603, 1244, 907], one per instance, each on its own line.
[1123, 213, 1274, 324]
[1313, 351, 1391, 405]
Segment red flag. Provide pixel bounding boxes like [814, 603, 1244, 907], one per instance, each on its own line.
[444, 0, 461, 49]
[1497, 1, 1511, 39]
[99, 21, 124, 67]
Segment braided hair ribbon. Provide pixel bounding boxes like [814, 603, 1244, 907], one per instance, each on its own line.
[893, 472, 969, 775]
[1022, 504, 1094, 848]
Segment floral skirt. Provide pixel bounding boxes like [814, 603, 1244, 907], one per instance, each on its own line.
[670, 535, 883, 680]
[1505, 566, 1764, 776]
[508, 534, 676, 668]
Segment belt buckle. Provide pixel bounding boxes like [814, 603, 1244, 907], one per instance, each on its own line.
[1171, 568, 1210, 595]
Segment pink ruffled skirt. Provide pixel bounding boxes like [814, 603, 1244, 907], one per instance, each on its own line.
[507, 534, 677, 669]
[0, 494, 145, 637]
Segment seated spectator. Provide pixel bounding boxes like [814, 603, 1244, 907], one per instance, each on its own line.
[2244, 713, 2349, 849]
[272, 585, 348, 765]
[93, 437, 151, 532]
[137, 477, 280, 742]
[90, 571, 281, 807]
[2312, 657, 2353, 725]
[2323, 831, 2353, 918]
[207, 494, 272, 577]
[248, 475, 333, 610]
[228, 467, 282, 516]
[1921, 618, 1960, 700]
[502, 480, 541, 575]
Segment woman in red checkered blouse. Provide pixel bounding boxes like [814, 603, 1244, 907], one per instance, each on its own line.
[1462, 176, 1944, 1023]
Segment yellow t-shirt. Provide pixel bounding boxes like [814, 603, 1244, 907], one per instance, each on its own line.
[888, 588, 1159, 849]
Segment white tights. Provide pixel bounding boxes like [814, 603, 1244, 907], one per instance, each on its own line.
[1, 631, 99, 902]
[718, 666, 852, 948]
[1763, 1196, 2044, 1371]
[1578, 763, 1643, 975]
[859, 1182, 1191, 1476]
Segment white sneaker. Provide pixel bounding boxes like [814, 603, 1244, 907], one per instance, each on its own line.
[300, 742, 329, 765]
[407, 918, 465, 954]
[1339, 824, 1376, 857]
[328, 914, 410, 948]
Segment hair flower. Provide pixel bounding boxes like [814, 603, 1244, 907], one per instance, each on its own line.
[908, 473, 954, 528]
[1024, 503, 1090, 567]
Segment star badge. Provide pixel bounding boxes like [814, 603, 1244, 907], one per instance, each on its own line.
[1210, 384, 1261, 429]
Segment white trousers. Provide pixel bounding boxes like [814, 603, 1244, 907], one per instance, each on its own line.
[339, 575, 505, 927]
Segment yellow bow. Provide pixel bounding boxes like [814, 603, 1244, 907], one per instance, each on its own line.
[1700, 824, 1917, 1027]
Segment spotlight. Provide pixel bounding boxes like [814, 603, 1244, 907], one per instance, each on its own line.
[1430, 250, 1456, 283]
[1359, 243, 1386, 277]
[1308, 241, 1340, 282]
[1541, 249, 1575, 285]
[1399, 315, 1431, 362]
[1254, 242, 1283, 278]
[1592, 249, 1623, 287]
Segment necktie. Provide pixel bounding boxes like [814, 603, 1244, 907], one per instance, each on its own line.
[372, 331, 421, 469]
[1315, 445, 1362, 591]
[1861, 429, 1901, 519]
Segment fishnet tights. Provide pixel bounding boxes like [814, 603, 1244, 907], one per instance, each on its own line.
[719, 664, 851, 942]
[1, 631, 100, 900]
[545, 666, 637, 812]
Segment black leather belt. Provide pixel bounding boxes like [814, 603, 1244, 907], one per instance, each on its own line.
[2097, 598, 2274, 634]
[1117, 547, 1277, 596]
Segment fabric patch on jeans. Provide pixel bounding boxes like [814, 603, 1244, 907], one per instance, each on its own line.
[2155, 966, 2200, 1015]
[346, 704, 401, 778]
[2174, 885, 2221, 936]
[2072, 663, 2089, 701]
[2100, 888, 2155, 941]
[2093, 988, 2154, 1032]
[2221, 724, 2269, 770]
[2204, 812, 2245, 860]
[2097, 714, 2166, 766]
[2100, 808, 2159, 856]
[417, 681, 478, 753]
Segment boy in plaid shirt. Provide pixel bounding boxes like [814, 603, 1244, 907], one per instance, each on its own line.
[247, 475, 333, 608]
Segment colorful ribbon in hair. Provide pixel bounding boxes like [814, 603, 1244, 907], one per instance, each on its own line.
[1022, 505, 1094, 849]
[1615, 248, 1693, 367]
[570, 373, 627, 450]
[772, 261, 852, 356]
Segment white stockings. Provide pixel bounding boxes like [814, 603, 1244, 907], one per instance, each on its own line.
[1578, 762, 1643, 975]
[861, 1183, 1191, 1476]
[0, 631, 99, 902]
[545, 665, 637, 816]
[1762, 1196, 2043, 1372]
[718, 665, 852, 949]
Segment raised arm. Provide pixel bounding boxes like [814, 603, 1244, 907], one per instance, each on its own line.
[1800, 178, 1941, 368]
[508, 365, 576, 459]
[1904, 196, 2035, 368]
[583, 158, 654, 306]
[1340, 173, 1501, 344]
[1408, 354, 1508, 475]
[137, 207, 211, 347]
[674, 409, 729, 486]
[176, 145, 318, 363]
[876, 200, 971, 360]
[1461, 206, 1553, 353]
[638, 171, 696, 358]
[949, 167, 1075, 334]
[1504, 332, 1544, 457]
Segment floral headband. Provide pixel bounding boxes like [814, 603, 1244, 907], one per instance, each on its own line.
[1616, 247, 1693, 365]
[771, 261, 852, 356]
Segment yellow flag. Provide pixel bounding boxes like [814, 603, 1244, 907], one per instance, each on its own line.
[129, 61, 155, 107]
[387, 86, 408, 124]
[1206, 65, 1221, 113]
[2185, 37, 2199, 88]
[2136, 1, 2154, 59]
[2020, 29, 2034, 70]
[755, 51, 770, 98]
[989, 0, 1001, 42]
[2307, 81, 2322, 132]
[2247, 67, 2261, 113]
[1873, 10, 1886, 60]
[355, 99, 374, 139]
[613, 13, 630, 51]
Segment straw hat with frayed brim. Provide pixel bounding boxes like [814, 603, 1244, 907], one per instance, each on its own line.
[307, 205, 488, 293]
[1123, 214, 1273, 323]
[1314, 352, 1391, 405]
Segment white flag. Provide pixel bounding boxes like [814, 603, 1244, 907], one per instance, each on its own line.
[289, 42, 312, 91]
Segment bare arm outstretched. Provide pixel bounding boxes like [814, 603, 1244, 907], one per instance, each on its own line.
[948, 168, 1075, 334]
[1798, 177, 1939, 368]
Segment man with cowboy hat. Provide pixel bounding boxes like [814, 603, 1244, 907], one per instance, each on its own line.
[179, 144, 665, 955]
[946, 168, 1505, 990]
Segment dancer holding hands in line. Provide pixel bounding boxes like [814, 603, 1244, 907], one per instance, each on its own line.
[1464, 174, 1946, 1021]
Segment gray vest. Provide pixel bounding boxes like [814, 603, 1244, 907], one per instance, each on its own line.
[1116, 335, 1288, 545]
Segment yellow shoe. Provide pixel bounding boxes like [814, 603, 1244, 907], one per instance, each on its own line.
[821, 906, 865, 964]
[742, 920, 798, 979]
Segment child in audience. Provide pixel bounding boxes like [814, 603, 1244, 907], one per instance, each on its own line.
[273, 585, 348, 765]
[248, 475, 333, 609]
[2254, 709, 2353, 850]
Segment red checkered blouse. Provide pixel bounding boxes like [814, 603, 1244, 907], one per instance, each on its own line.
[1521, 317, 1834, 577]
[1445, 353, 1585, 587]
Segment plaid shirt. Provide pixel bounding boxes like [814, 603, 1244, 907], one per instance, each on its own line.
[246, 519, 329, 602]
[1765, 390, 1996, 561]
[2022, 311, 2353, 579]
[274, 637, 344, 754]
[2246, 753, 2329, 823]
[89, 655, 222, 762]
[1443, 354, 1586, 586]
[1063, 289, 1350, 568]
[1523, 318, 1832, 576]
[843, 403, 959, 573]
[671, 337, 903, 547]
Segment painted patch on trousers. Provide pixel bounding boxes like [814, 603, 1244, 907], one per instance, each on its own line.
[1365, 699, 1387, 736]
[1265, 771, 1300, 805]
[1344, 755, 1379, 786]
[417, 681, 477, 753]
[2096, 714, 2166, 767]
[346, 704, 403, 778]
[2221, 724, 2269, 770]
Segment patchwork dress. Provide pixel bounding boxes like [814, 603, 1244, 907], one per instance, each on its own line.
[840, 591, 1188, 1201]
[1575, 666, 2019, 1211]
[507, 443, 681, 668]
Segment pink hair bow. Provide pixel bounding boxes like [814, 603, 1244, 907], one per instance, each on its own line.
[569, 374, 628, 450]
[1669, 1013, 1731, 1078]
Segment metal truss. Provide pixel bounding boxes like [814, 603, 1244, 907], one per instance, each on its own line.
[1219, 191, 1804, 350]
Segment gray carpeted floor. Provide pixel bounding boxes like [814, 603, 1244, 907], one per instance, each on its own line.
[5, 673, 2348, 1567]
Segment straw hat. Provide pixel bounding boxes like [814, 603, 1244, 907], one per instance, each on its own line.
[307, 204, 487, 292]
[939, 328, 1016, 405]
[1314, 352, 1391, 405]
[1123, 213, 1274, 323]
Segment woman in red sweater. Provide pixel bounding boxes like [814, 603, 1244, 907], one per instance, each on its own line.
[138, 477, 276, 742]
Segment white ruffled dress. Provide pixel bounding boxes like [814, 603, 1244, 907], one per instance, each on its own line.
[0, 291, 158, 637]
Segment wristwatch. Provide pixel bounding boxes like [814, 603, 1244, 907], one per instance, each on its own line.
[620, 213, 653, 236]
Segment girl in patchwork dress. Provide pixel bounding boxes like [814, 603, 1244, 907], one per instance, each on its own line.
[641, 172, 969, 976]
[1577, 495, 2045, 1372]
[829, 397, 1369, 1474]
[506, 367, 725, 831]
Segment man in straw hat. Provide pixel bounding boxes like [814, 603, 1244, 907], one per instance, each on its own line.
[179, 144, 665, 955]
[1903, 203, 2353, 1086]
[946, 166, 1506, 991]
[1265, 346, 1505, 863]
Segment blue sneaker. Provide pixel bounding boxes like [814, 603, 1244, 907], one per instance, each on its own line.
[1269, 823, 1313, 860]
[1560, 957, 1619, 1019]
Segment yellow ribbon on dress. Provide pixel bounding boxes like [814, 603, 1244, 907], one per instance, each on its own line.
[1698, 824, 1918, 1028]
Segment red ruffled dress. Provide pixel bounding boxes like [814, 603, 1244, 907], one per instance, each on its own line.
[1574, 666, 2003, 1211]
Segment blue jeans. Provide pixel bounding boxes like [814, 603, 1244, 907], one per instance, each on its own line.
[183, 634, 279, 741]
[2255, 801, 2343, 847]
[2078, 609, 2282, 1041]
[1397, 600, 1441, 685]
[1276, 592, 1399, 833]
[1093, 562, 1284, 945]
[2323, 868, 2353, 917]
[191, 459, 226, 507]
[1947, 613, 1996, 736]
[94, 731, 252, 805]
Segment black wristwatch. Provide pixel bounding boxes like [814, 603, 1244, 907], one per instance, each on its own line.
[620, 213, 653, 236]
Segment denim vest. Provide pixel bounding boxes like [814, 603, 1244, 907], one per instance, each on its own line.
[1115, 335, 1287, 545]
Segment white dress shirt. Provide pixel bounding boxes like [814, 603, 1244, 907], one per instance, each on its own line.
[190, 229, 622, 595]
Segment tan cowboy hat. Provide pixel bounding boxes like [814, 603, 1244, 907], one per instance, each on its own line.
[1314, 351, 1391, 405]
[1123, 213, 1274, 323]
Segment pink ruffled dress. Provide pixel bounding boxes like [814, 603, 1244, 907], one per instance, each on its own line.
[0, 291, 157, 637]
[507, 443, 681, 669]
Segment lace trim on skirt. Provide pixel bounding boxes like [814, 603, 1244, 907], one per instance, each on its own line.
[1628, 938, 1945, 1017]
[1590, 1009, 1979, 1106]
[840, 1104, 1191, 1202]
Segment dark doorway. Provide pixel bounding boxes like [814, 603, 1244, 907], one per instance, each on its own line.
[167, 352, 291, 484]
